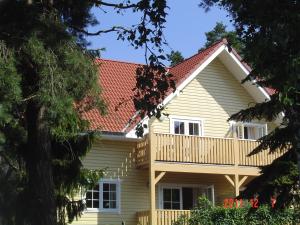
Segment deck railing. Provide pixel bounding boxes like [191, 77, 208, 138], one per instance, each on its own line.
[137, 210, 191, 225]
[136, 133, 285, 168]
[156, 209, 190, 225]
[137, 210, 150, 225]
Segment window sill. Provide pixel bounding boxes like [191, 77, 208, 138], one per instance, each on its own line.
[85, 209, 120, 214]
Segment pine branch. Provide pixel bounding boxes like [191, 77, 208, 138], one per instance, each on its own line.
[70, 25, 130, 36]
[90, 0, 138, 9]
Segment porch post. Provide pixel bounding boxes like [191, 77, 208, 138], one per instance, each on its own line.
[234, 174, 239, 197]
[149, 128, 156, 225]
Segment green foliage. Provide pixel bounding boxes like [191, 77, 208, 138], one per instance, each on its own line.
[200, 0, 300, 208]
[200, 22, 244, 54]
[0, 0, 172, 224]
[167, 50, 184, 67]
[174, 197, 299, 225]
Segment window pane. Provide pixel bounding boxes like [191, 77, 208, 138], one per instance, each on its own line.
[110, 201, 117, 209]
[86, 200, 92, 208]
[110, 184, 116, 192]
[189, 123, 199, 136]
[180, 122, 184, 134]
[86, 191, 92, 199]
[172, 189, 180, 202]
[174, 121, 184, 134]
[103, 201, 110, 208]
[94, 192, 99, 199]
[172, 202, 180, 209]
[194, 123, 199, 135]
[163, 202, 171, 209]
[163, 189, 171, 201]
[103, 192, 109, 200]
[244, 127, 248, 139]
[189, 123, 193, 135]
[93, 200, 99, 208]
[110, 192, 116, 201]
[103, 183, 109, 191]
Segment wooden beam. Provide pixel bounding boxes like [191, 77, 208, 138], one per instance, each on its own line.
[155, 171, 166, 184]
[234, 174, 239, 197]
[224, 175, 235, 187]
[153, 162, 260, 176]
[239, 175, 248, 187]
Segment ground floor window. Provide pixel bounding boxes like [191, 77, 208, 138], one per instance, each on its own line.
[163, 188, 181, 209]
[160, 184, 214, 210]
[85, 179, 121, 212]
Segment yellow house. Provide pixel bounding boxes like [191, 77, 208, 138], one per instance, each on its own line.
[72, 40, 283, 225]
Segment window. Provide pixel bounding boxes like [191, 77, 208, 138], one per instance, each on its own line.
[101, 182, 118, 210]
[160, 185, 214, 210]
[163, 188, 181, 209]
[235, 123, 267, 140]
[86, 184, 99, 209]
[85, 179, 120, 212]
[174, 121, 185, 134]
[171, 117, 203, 136]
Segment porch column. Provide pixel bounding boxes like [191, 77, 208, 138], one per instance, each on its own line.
[149, 128, 156, 225]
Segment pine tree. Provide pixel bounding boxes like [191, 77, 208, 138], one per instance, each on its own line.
[167, 50, 184, 67]
[200, 0, 300, 208]
[0, 0, 170, 224]
[200, 22, 244, 54]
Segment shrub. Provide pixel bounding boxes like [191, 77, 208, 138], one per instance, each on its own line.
[173, 197, 300, 225]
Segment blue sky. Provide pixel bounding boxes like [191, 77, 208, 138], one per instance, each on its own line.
[87, 1, 234, 64]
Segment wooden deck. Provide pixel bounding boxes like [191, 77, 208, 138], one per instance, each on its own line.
[135, 133, 284, 169]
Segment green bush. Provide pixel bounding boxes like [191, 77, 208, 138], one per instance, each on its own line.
[173, 197, 300, 225]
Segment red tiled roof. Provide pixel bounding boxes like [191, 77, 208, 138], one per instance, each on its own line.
[82, 59, 140, 132]
[82, 40, 274, 133]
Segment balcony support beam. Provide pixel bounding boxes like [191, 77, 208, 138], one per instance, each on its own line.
[239, 175, 248, 187]
[224, 175, 235, 187]
[155, 171, 166, 185]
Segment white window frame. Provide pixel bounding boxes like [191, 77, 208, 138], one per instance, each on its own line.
[158, 183, 215, 209]
[85, 179, 121, 213]
[169, 116, 204, 136]
[231, 122, 267, 140]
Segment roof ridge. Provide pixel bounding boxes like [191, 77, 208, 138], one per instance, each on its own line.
[170, 39, 225, 69]
[95, 57, 144, 66]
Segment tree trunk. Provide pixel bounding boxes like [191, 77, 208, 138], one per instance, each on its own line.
[25, 102, 56, 225]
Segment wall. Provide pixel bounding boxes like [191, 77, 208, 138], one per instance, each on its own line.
[151, 58, 274, 136]
[71, 139, 149, 225]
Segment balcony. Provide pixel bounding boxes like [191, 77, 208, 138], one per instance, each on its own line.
[136, 133, 284, 169]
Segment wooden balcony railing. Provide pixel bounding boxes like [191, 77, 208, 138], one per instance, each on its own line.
[136, 210, 191, 225]
[136, 133, 284, 168]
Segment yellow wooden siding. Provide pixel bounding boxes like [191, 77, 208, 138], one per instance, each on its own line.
[152, 58, 272, 137]
[71, 139, 149, 225]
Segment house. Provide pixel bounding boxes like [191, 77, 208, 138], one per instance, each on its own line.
[71, 39, 283, 225]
